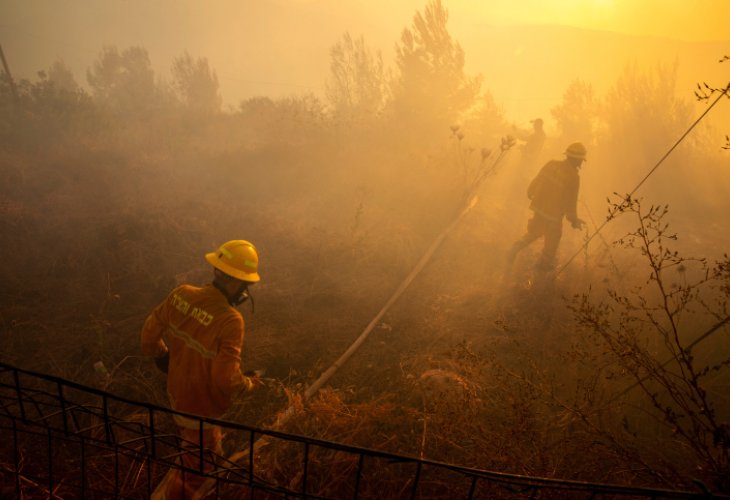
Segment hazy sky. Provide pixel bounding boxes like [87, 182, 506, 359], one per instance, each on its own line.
[2, 0, 729, 119]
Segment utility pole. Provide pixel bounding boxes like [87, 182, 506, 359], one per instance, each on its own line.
[0, 43, 20, 104]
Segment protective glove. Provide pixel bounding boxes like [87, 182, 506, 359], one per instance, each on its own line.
[242, 370, 266, 390]
[570, 217, 586, 230]
[154, 352, 170, 374]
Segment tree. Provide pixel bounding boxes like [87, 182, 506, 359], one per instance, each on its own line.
[325, 32, 387, 124]
[551, 78, 597, 146]
[238, 94, 325, 145]
[44, 60, 80, 94]
[694, 54, 730, 150]
[87, 45, 161, 115]
[461, 91, 507, 144]
[32, 61, 91, 118]
[389, 0, 481, 134]
[602, 61, 691, 168]
[572, 196, 730, 491]
[0, 60, 94, 144]
[1, 60, 81, 112]
[171, 52, 222, 115]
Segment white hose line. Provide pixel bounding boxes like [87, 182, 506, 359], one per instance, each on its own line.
[299, 147, 509, 404]
[227, 146, 512, 467]
[304, 194, 480, 401]
[226, 196, 481, 466]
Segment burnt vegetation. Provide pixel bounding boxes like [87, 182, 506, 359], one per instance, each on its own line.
[1, 1, 729, 497]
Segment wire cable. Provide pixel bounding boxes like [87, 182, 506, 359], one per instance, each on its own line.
[556, 84, 730, 400]
[556, 83, 730, 276]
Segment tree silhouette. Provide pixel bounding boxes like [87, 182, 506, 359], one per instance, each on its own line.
[389, 0, 480, 135]
[572, 197, 730, 491]
[87, 46, 161, 116]
[32, 61, 91, 120]
[694, 55, 730, 150]
[171, 52, 222, 115]
[44, 60, 80, 94]
[602, 61, 691, 169]
[325, 32, 386, 124]
[551, 78, 597, 146]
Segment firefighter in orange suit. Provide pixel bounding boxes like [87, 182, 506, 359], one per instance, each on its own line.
[141, 239, 262, 499]
[508, 143, 587, 270]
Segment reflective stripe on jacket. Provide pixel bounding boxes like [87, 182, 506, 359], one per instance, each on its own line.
[141, 284, 246, 418]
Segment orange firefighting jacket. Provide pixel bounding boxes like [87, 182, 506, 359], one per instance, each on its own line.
[527, 159, 580, 223]
[141, 283, 250, 419]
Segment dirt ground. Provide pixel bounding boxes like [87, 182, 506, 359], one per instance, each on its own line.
[2, 114, 729, 496]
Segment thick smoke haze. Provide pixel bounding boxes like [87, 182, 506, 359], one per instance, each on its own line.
[3, 0, 730, 124]
[1, 0, 729, 496]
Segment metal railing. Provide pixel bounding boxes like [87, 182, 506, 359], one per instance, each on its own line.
[0, 361, 726, 499]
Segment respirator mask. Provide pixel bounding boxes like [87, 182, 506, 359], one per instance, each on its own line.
[232, 282, 254, 311]
[214, 280, 255, 312]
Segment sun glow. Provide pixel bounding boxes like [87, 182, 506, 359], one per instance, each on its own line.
[449, 0, 729, 41]
[458, 0, 616, 28]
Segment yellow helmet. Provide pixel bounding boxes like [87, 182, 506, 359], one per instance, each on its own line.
[565, 142, 587, 160]
[205, 240, 260, 282]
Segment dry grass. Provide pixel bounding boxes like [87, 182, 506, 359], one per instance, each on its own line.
[2, 96, 729, 498]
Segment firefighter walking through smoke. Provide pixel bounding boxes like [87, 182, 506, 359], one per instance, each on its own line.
[513, 117, 546, 169]
[507, 142, 587, 271]
[141, 239, 263, 499]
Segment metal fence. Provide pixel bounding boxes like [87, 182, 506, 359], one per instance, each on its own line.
[0, 361, 726, 499]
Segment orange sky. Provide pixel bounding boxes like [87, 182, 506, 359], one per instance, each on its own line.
[447, 0, 730, 41]
[2, 0, 728, 116]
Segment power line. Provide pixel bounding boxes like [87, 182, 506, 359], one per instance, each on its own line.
[554, 84, 730, 402]
[0, 43, 20, 103]
[556, 82, 730, 276]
